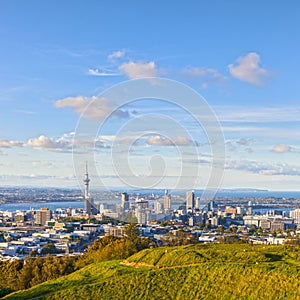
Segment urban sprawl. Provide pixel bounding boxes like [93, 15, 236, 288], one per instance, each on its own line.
[1, 182, 300, 262]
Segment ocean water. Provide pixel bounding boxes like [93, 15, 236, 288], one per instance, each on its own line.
[0, 201, 85, 212]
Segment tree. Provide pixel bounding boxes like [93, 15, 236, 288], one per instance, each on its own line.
[124, 223, 139, 243]
[217, 225, 224, 234]
[0, 286, 13, 298]
[164, 229, 198, 246]
[124, 211, 138, 224]
[0, 254, 77, 294]
[284, 237, 300, 245]
[256, 227, 263, 235]
[43, 242, 57, 255]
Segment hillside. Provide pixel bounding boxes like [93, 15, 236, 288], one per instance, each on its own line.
[2, 244, 300, 300]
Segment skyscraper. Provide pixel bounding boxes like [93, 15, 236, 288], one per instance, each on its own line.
[186, 191, 195, 211]
[36, 208, 51, 226]
[195, 197, 200, 209]
[84, 163, 94, 216]
[164, 189, 171, 212]
[207, 200, 216, 212]
[121, 192, 129, 210]
[247, 200, 253, 215]
[290, 209, 300, 225]
[154, 200, 162, 213]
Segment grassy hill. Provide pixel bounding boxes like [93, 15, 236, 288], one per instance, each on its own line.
[2, 243, 300, 300]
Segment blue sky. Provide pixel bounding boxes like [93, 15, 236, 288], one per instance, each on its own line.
[0, 0, 300, 191]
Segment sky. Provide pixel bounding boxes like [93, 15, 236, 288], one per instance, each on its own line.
[0, 0, 300, 191]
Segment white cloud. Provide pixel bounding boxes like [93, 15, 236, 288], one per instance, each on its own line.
[0, 139, 23, 148]
[236, 138, 252, 146]
[26, 133, 109, 152]
[27, 135, 72, 152]
[272, 144, 292, 153]
[147, 136, 173, 146]
[87, 68, 120, 77]
[54, 95, 129, 120]
[114, 137, 141, 146]
[226, 141, 237, 152]
[14, 109, 37, 115]
[119, 61, 157, 79]
[226, 159, 300, 176]
[100, 135, 116, 142]
[113, 135, 198, 147]
[228, 52, 270, 86]
[245, 147, 254, 153]
[0, 174, 77, 185]
[215, 106, 300, 123]
[146, 135, 197, 146]
[72, 137, 110, 149]
[226, 139, 253, 153]
[180, 67, 227, 86]
[108, 50, 125, 61]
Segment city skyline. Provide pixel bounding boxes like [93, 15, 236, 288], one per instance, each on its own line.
[0, 1, 300, 190]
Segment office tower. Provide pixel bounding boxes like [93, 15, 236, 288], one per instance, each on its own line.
[154, 200, 162, 213]
[195, 197, 200, 209]
[36, 208, 51, 226]
[121, 192, 130, 210]
[290, 209, 300, 225]
[247, 200, 253, 215]
[236, 206, 243, 215]
[135, 200, 149, 209]
[207, 200, 216, 212]
[14, 211, 27, 224]
[186, 191, 195, 211]
[164, 189, 171, 212]
[135, 207, 151, 225]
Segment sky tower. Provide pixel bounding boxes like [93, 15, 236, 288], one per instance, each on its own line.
[84, 162, 92, 215]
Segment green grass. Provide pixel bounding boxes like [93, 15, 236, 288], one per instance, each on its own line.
[2, 244, 300, 300]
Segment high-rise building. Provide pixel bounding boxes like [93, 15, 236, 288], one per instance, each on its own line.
[135, 207, 152, 225]
[290, 209, 300, 225]
[135, 200, 149, 209]
[36, 208, 51, 226]
[195, 197, 200, 209]
[247, 200, 253, 215]
[84, 163, 95, 216]
[164, 189, 171, 212]
[207, 200, 216, 212]
[154, 200, 162, 213]
[236, 206, 243, 215]
[186, 191, 195, 211]
[225, 206, 237, 214]
[121, 192, 129, 210]
[14, 211, 27, 224]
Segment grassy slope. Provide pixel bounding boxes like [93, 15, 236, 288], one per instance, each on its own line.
[2, 244, 300, 300]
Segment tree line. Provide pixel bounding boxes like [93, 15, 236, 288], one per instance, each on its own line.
[0, 224, 154, 297]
